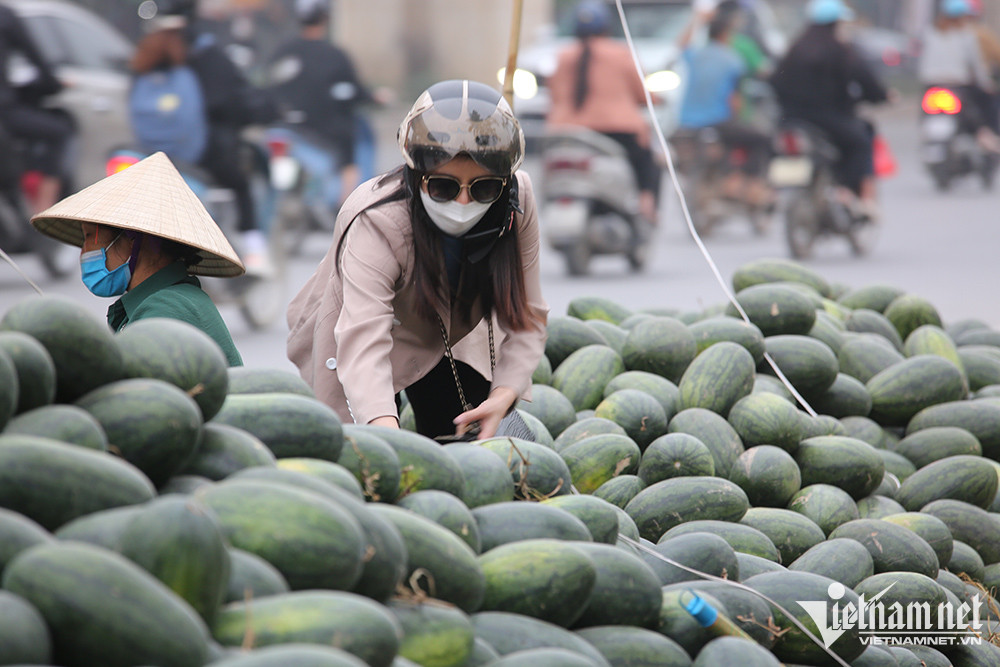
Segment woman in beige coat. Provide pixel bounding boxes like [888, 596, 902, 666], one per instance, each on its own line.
[287, 80, 548, 440]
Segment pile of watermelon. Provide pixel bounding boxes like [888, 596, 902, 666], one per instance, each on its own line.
[1, 257, 1000, 667]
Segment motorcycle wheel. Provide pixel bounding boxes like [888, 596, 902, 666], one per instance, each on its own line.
[564, 242, 591, 277]
[784, 194, 818, 260]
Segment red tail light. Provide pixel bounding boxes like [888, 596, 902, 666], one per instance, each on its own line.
[267, 137, 290, 158]
[778, 131, 804, 156]
[106, 154, 140, 176]
[546, 158, 591, 171]
[922, 87, 962, 115]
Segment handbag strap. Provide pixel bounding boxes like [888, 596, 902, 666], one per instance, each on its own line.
[435, 312, 495, 412]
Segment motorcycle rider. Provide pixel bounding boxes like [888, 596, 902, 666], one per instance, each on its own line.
[546, 1, 661, 225]
[770, 0, 889, 220]
[918, 0, 1000, 151]
[0, 2, 73, 215]
[265, 0, 385, 208]
[676, 3, 774, 209]
[133, 0, 277, 275]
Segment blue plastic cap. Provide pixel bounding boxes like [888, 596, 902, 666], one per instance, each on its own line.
[684, 593, 719, 627]
[942, 0, 973, 17]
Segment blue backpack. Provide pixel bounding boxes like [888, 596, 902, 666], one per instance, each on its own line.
[129, 65, 208, 164]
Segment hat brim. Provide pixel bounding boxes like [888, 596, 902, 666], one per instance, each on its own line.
[31, 152, 245, 278]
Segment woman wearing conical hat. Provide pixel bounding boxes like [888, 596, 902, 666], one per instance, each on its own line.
[30, 151, 244, 366]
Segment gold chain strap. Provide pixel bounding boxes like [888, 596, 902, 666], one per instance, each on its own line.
[435, 312, 495, 413]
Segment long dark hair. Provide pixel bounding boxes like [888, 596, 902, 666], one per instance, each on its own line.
[335, 166, 532, 332]
[574, 37, 594, 110]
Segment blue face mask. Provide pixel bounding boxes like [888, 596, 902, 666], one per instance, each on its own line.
[80, 233, 131, 297]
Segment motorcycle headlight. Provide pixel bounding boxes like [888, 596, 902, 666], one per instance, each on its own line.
[496, 68, 539, 100]
[645, 70, 681, 93]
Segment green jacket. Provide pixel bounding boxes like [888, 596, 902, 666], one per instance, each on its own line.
[107, 262, 243, 367]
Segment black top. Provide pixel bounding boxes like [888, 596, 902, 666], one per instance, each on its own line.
[770, 25, 887, 117]
[185, 29, 275, 128]
[266, 38, 373, 153]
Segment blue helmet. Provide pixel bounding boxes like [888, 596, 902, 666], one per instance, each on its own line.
[942, 0, 973, 17]
[807, 0, 855, 25]
[574, 1, 611, 38]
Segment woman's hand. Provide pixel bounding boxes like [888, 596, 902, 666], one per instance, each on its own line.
[369, 415, 400, 429]
[454, 387, 519, 440]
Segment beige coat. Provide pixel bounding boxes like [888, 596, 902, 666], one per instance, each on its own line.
[286, 170, 548, 425]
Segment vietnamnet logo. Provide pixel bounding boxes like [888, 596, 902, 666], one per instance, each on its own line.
[797, 582, 986, 648]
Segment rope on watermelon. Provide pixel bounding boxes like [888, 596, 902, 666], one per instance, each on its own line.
[611, 0, 818, 419]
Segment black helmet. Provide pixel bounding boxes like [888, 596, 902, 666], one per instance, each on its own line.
[295, 0, 329, 25]
[397, 80, 525, 176]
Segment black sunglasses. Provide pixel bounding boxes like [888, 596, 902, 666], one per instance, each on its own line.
[422, 174, 507, 204]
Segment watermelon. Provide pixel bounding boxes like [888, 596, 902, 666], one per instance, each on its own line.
[620, 317, 697, 383]
[727, 392, 803, 452]
[569, 542, 662, 629]
[338, 427, 402, 503]
[180, 423, 276, 481]
[552, 417, 627, 452]
[828, 518, 939, 577]
[552, 345, 625, 411]
[3, 404, 108, 451]
[470, 612, 611, 665]
[838, 284, 905, 312]
[0, 435, 155, 531]
[688, 317, 766, 364]
[959, 347, 1000, 391]
[441, 443, 515, 508]
[731, 257, 832, 297]
[575, 626, 691, 667]
[903, 324, 965, 373]
[839, 415, 887, 448]
[637, 433, 715, 484]
[567, 296, 633, 324]
[625, 477, 749, 542]
[586, 321, 628, 355]
[0, 508, 51, 578]
[532, 354, 553, 385]
[592, 475, 646, 509]
[196, 479, 366, 591]
[668, 408, 745, 477]
[948, 540, 986, 581]
[728, 445, 801, 507]
[787, 484, 861, 536]
[478, 437, 572, 498]
[369, 504, 485, 612]
[892, 426, 982, 468]
[388, 599, 473, 667]
[274, 458, 363, 498]
[560, 434, 641, 493]
[477, 539, 596, 628]
[693, 637, 781, 666]
[883, 294, 943, 341]
[853, 571, 953, 639]
[545, 316, 608, 368]
[920, 499, 1000, 564]
[677, 341, 755, 417]
[838, 334, 906, 383]
[881, 512, 955, 570]
[736, 551, 786, 579]
[472, 502, 592, 551]
[808, 373, 873, 418]
[866, 355, 967, 426]
[738, 507, 825, 564]
[484, 648, 601, 666]
[788, 538, 874, 588]
[209, 645, 368, 667]
[724, 284, 817, 336]
[540, 495, 620, 544]
[602, 371, 680, 420]
[224, 548, 289, 604]
[0, 589, 52, 666]
[642, 531, 740, 585]
[794, 436, 885, 500]
[213, 393, 343, 463]
[907, 399, 1000, 460]
[808, 311, 846, 355]
[212, 591, 402, 667]
[226, 367, 316, 396]
[517, 384, 577, 437]
[395, 489, 481, 552]
[760, 334, 839, 395]
[0, 295, 123, 403]
[593, 389, 667, 450]
[116, 318, 230, 420]
[0, 331, 55, 414]
[895, 455, 998, 511]
[3, 541, 210, 667]
[845, 309, 905, 351]
[659, 520, 780, 562]
[657, 588, 725, 657]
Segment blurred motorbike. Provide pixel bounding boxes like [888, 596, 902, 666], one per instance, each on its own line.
[768, 120, 878, 259]
[541, 128, 652, 276]
[919, 86, 998, 192]
[105, 141, 285, 331]
[0, 122, 80, 280]
[670, 126, 773, 238]
[264, 112, 377, 255]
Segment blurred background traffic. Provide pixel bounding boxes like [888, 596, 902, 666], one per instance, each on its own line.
[2, 0, 1000, 370]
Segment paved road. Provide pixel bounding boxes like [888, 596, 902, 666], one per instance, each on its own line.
[2, 98, 998, 373]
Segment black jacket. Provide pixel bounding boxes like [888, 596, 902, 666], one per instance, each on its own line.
[0, 4, 62, 108]
[185, 29, 275, 128]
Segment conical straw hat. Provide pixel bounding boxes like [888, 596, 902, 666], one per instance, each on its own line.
[31, 152, 245, 277]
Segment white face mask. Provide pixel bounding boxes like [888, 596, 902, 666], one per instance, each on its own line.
[420, 190, 492, 237]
